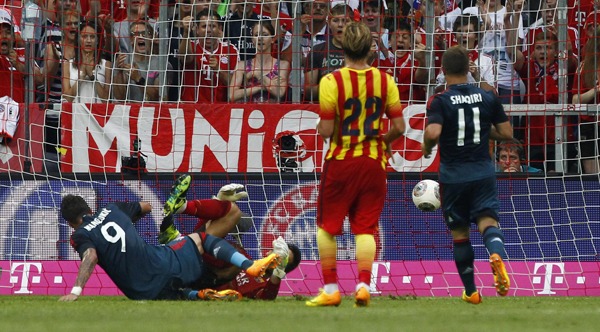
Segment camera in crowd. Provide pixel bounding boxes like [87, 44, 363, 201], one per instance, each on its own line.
[272, 131, 306, 173]
[121, 137, 148, 175]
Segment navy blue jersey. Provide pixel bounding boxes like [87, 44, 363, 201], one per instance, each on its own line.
[427, 84, 508, 183]
[70, 202, 204, 300]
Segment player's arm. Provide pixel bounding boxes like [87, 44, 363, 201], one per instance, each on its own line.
[489, 93, 513, 141]
[490, 122, 513, 141]
[59, 247, 98, 302]
[114, 201, 152, 223]
[255, 280, 281, 300]
[422, 124, 442, 158]
[422, 96, 444, 158]
[317, 75, 338, 140]
[137, 202, 152, 221]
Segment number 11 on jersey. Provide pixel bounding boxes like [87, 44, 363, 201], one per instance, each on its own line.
[457, 107, 481, 146]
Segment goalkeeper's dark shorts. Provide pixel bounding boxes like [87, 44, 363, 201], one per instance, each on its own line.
[441, 176, 500, 231]
[317, 156, 386, 235]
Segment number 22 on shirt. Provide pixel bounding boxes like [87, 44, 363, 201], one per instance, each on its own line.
[341, 96, 383, 136]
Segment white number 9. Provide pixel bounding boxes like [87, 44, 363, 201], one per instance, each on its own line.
[101, 222, 126, 252]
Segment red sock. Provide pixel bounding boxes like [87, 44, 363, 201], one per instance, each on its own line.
[323, 268, 338, 285]
[358, 271, 371, 285]
[183, 199, 231, 220]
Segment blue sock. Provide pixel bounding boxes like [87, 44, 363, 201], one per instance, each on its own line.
[180, 288, 199, 301]
[483, 226, 506, 257]
[202, 233, 253, 270]
[454, 240, 477, 296]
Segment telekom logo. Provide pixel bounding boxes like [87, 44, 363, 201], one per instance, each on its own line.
[533, 263, 565, 295]
[10, 263, 42, 294]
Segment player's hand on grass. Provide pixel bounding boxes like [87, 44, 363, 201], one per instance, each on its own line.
[58, 294, 79, 302]
[217, 183, 248, 202]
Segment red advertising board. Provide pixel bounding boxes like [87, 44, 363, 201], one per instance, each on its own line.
[60, 103, 439, 173]
[0, 103, 45, 173]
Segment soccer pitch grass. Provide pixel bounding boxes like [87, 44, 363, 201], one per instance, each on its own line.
[2, 296, 600, 332]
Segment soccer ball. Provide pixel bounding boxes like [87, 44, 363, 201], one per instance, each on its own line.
[412, 180, 441, 212]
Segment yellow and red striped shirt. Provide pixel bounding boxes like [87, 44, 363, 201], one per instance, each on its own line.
[319, 67, 403, 169]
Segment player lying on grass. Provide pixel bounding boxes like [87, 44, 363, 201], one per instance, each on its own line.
[157, 176, 302, 300]
[59, 175, 281, 302]
[422, 45, 513, 304]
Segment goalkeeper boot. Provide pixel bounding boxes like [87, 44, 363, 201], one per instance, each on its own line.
[157, 223, 180, 245]
[489, 253, 510, 296]
[305, 289, 342, 307]
[246, 253, 281, 280]
[462, 290, 482, 304]
[354, 286, 370, 307]
[164, 174, 191, 217]
[197, 289, 242, 302]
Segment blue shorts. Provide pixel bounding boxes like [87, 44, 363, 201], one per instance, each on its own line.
[441, 176, 500, 230]
[154, 236, 205, 300]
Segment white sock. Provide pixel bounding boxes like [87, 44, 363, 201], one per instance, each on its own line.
[323, 284, 339, 294]
[356, 282, 369, 292]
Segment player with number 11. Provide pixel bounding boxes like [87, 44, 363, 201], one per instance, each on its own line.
[422, 46, 513, 303]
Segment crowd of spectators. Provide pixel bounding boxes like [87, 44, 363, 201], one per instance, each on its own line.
[1, 0, 600, 173]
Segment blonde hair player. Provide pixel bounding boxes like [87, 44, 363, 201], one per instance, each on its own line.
[306, 21, 405, 307]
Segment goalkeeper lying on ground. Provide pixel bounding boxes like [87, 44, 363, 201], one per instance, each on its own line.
[159, 176, 302, 300]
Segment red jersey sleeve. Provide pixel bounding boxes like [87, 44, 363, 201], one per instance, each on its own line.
[253, 280, 280, 300]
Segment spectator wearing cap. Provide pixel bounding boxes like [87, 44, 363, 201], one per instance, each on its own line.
[1, 10, 43, 103]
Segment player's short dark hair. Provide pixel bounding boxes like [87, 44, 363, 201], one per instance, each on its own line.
[285, 243, 302, 273]
[442, 45, 470, 77]
[61, 194, 91, 223]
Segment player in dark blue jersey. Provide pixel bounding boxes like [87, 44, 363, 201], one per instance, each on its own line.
[58, 175, 281, 302]
[422, 46, 514, 304]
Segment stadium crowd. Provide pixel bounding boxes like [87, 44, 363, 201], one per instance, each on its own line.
[0, 0, 600, 172]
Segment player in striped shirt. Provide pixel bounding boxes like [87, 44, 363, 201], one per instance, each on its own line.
[306, 21, 405, 308]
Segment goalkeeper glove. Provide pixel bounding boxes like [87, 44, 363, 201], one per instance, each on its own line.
[271, 236, 289, 279]
[216, 183, 248, 202]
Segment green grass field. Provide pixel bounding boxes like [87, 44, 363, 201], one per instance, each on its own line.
[2, 296, 600, 332]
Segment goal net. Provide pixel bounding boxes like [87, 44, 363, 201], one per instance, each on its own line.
[0, 0, 599, 298]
